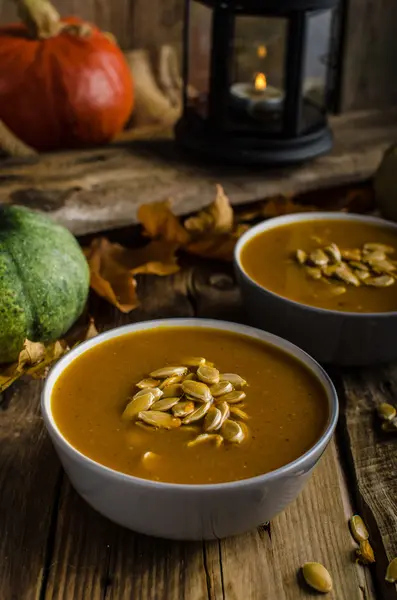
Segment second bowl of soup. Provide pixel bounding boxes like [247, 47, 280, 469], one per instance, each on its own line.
[235, 213, 397, 365]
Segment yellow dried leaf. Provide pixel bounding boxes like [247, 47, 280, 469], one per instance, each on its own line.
[138, 199, 191, 245]
[17, 340, 46, 370]
[184, 184, 233, 234]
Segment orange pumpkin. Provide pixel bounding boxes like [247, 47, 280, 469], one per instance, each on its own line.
[0, 0, 134, 151]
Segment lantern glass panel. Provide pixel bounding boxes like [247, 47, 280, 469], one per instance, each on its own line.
[300, 9, 333, 133]
[229, 16, 287, 134]
[187, 0, 213, 118]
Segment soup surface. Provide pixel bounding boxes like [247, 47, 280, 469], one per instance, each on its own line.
[241, 219, 397, 312]
[51, 327, 329, 484]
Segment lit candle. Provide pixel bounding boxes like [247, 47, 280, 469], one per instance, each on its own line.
[231, 72, 285, 113]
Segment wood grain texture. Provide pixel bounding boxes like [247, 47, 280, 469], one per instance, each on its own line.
[0, 0, 182, 50]
[1, 109, 397, 237]
[340, 367, 397, 600]
[340, 0, 397, 111]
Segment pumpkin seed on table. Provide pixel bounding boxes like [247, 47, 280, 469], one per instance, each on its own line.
[159, 374, 184, 389]
[197, 365, 220, 385]
[221, 420, 245, 443]
[210, 381, 233, 397]
[222, 390, 246, 404]
[136, 378, 160, 389]
[151, 397, 180, 412]
[133, 387, 163, 401]
[302, 562, 332, 594]
[182, 380, 212, 402]
[229, 406, 250, 421]
[219, 373, 247, 388]
[203, 406, 222, 432]
[162, 383, 183, 398]
[150, 366, 187, 378]
[172, 400, 195, 418]
[377, 402, 396, 422]
[187, 434, 223, 448]
[138, 411, 181, 429]
[356, 540, 375, 565]
[385, 558, 397, 583]
[349, 515, 369, 543]
[122, 392, 155, 420]
[182, 401, 212, 424]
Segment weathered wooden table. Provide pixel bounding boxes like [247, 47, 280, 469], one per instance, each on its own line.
[1, 252, 396, 600]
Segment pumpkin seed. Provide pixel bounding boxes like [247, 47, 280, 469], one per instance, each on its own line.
[149, 366, 187, 378]
[183, 373, 197, 381]
[219, 374, 247, 389]
[187, 433, 223, 448]
[295, 249, 307, 264]
[210, 381, 233, 397]
[366, 275, 394, 287]
[217, 401, 231, 427]
[203, 406, 222, 432]
[334, 265, 360, 287]
[136, 378, 160, 389]
[222, 390, 246, 404]
[182, 380, 212, 402]
[385, 557, 397, 583]
[197, 365, 220, 385]
[229, 406, 250, 421]
[341, 248, 362, 261]
[322, 264, 339, 277]
[162, 383, 183, 398]
[159, 374, 184, 389]
[182, 401, 212, 424]
[172, 400, 195, 418]
[138, 411, 181, 429]
[363, 249, 387, 262]
[151, 397, 180, 411]
[221, 419, 245, 443]
[122, 392, 155, 420]
[364, 242, 395, 254]
[356, 269, 371, 282]
[349, 515, 369, 543]
[367, 258, 396, 274]
[324, 243, 342, 263]
[302, 562, 332, 593]
[305, 266, 322, 280]
[356, 540, 375, 565]
[330, 285, 346, 296]
[133, 387, 163, 401]
[377, 402, 396, 421]
[309, 248, 329, 266]
[349, 260, 369, 271]
[181, 356, 206, 367]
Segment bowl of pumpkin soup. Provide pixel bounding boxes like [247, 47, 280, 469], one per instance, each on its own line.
[42, 319, 338, 540]
[235, 212, 397, 365]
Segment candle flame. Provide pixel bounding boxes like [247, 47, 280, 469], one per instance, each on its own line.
[257, 45, 267, 59]
[254, 72, 267, 91]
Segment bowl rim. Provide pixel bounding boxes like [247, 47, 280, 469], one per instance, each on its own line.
[234, 211, 397, 318]
[42, 318, 338, 491]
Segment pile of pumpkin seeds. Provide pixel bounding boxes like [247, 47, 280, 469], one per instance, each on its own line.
[122, 357, 249, 447]
[295, 242, 397, 289]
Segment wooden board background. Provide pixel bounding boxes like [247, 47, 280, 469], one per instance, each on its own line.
[1, 0, 397, 111]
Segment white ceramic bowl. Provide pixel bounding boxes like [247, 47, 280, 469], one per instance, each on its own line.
[42, 318, 338, 540]
[235, 213, 397, 365]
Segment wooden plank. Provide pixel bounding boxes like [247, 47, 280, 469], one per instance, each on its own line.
[1, 109, 397, 237]
[339, 367, 397, 600]
[0, 379, 62, 599]
[340, 0, 397, 112]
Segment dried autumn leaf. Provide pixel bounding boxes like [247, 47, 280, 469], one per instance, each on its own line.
[262, 196, 318, 218]
[17, 340, 46, 370]
[186, 224, 249, 262]
[84, 237, 179, 313]
[184, 184, 233, 234]
[138, 199, 191, 245]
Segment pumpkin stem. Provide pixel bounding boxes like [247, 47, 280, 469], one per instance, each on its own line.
[14, 0, 62, 39]
[0, 120, 37, 157]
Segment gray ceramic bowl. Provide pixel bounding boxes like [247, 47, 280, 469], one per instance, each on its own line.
[42, 319, 338, 540]
[235, 212, 397, 365]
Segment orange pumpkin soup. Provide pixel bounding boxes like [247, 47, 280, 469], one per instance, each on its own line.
[51, 327, 328, 484]
[241, 219, 397, 313]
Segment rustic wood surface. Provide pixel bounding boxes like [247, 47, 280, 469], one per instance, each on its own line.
[0, 0, 183, 51]
[1, 252, 396, 599]
[1, 109, 397, 236]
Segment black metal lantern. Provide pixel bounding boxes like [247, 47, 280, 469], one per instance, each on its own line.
[175, 0, 340, 165]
